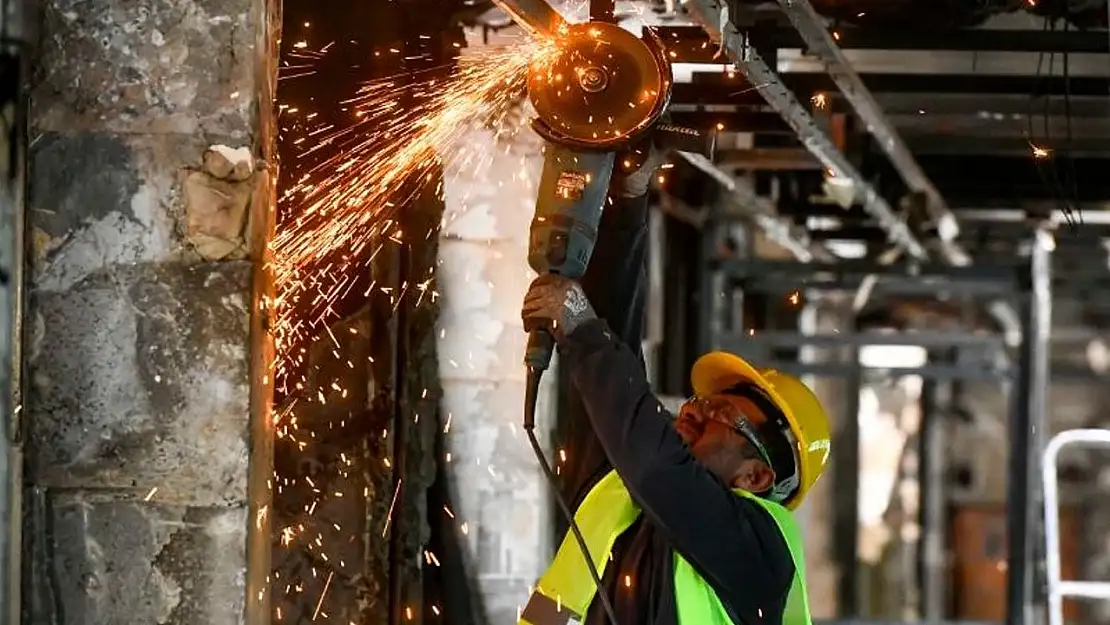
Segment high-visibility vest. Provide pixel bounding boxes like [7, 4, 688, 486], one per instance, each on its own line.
[518, 469, 812, 625]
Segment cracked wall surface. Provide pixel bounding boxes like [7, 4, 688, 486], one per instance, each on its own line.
[24, 0, 277, 623]
[436, 29, 555, 625]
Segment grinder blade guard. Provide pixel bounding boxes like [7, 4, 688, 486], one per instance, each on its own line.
[526, 22, 673, 151]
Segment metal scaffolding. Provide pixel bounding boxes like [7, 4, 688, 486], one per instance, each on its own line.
[1005, 228, 1053, 625]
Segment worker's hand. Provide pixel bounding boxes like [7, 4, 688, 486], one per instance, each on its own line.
[614, 137, 666, 199]
[521, 274, 597, 343]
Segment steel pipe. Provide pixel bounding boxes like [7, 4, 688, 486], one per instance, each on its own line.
[1005, 227, 1053, 625]
[681, 0, 928, 259]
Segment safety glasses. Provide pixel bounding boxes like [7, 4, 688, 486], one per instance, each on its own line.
[684, 396, 776, 468]
[682, 392, 801, 504]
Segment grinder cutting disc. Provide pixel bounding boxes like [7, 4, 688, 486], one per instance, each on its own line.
[527, 22, 671, 150]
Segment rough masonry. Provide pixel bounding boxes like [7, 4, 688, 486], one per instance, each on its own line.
[23, 0, 277, 623]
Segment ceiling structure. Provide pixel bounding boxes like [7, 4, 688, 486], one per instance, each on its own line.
[637, 1, 1110, 331]
[459, 0, 1110, 331]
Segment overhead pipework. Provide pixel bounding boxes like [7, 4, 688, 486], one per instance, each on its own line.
[680, 0, 928, 261]
[769, 0, 968, 263]
[679, 152, 835, 263]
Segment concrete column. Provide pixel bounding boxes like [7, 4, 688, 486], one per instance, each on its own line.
[436, 30, 555, 625]
[23, 1, 278, 623]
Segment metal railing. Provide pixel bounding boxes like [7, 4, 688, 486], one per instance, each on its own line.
[1042, 429, 1110, 625]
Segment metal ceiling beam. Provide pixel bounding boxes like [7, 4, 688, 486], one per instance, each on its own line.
[674, 73, 1110, 102]
[681, 0, 928, 260]
[667, 107, 791, 133]
[653, 25, 1110, 56]
[679, 152, 836, 262]
[767, 0, 968, 264]
[954, 207, 1110, 225]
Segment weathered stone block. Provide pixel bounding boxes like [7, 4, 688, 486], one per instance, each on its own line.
[29, 131, 255, 290]
[30, 492, 246, 625]
[27, 261, 252, 506]
[34, 0, 260, 136]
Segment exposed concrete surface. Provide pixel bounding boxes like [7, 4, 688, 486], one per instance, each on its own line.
[436, 33, 555, 619]
[0, 97, 20, 625]
[24, 0, 276, 622]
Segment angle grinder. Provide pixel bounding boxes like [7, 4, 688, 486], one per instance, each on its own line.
[519, 20, 715, 625]
[523, 21, 714, 417]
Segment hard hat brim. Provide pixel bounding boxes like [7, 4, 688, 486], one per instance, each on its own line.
[691, 352, 796, 424]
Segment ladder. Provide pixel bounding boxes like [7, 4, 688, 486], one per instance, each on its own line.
[1042, 429, 1110, 625]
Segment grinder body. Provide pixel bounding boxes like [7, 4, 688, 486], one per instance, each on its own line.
[521, 22, 716, 425]
[523, 142, 616, 385]
[522, 21, 671, 389]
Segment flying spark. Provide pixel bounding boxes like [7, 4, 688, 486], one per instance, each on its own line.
[272, 38, 558, 389]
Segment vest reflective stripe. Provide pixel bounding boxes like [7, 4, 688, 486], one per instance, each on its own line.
[519, 470, 811, 625]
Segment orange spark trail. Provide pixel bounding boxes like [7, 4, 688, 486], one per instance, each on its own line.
[271, 38, 556, 389]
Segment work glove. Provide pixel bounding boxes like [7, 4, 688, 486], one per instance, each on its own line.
[614, 135, 667, 199]
[521, 274, 597, 343]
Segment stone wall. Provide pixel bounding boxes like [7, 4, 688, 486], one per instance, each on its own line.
[23, 0, 278, 623]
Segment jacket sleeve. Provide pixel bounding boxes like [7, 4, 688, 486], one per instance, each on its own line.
[557, 193, 651, 512]
[558, 318, 795, 617]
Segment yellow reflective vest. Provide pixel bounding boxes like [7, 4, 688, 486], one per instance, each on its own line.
[518, 469, 811, 625]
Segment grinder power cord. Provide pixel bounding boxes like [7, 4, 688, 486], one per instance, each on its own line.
[516, 14, 715, 625]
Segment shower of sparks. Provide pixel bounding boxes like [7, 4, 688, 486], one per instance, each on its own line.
[271, 25, 562, 623]
[271, 37, 558, 389]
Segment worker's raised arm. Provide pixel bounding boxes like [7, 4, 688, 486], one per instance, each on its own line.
[556, 192, 651, 510]
[522, 278, 794, 622]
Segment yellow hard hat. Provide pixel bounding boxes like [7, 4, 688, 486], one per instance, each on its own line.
[691, 351, 832, 509]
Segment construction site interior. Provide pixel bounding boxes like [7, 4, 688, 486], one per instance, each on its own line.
[2, 0, 1110, 624]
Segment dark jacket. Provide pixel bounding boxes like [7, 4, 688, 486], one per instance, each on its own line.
[555, 194, 794, 625]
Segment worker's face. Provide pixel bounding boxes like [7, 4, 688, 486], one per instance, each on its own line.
[675, 393, 776, 492]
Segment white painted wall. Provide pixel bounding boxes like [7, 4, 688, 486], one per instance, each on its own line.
[435, 29, 556, 624]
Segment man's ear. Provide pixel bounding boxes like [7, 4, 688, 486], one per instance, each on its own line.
[731, 458, 775, 493]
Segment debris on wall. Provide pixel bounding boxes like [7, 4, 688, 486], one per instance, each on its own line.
[183, 146, 263, 261]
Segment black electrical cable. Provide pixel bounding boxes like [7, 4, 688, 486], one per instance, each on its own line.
[1025, 17, 1072, 223]
[524, 365, 622, 625]
[1060, 20, 1082, 224]
[1042, 31, 1074, 223]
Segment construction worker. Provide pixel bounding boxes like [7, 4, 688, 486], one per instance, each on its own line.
[516, 147, 832, 625]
